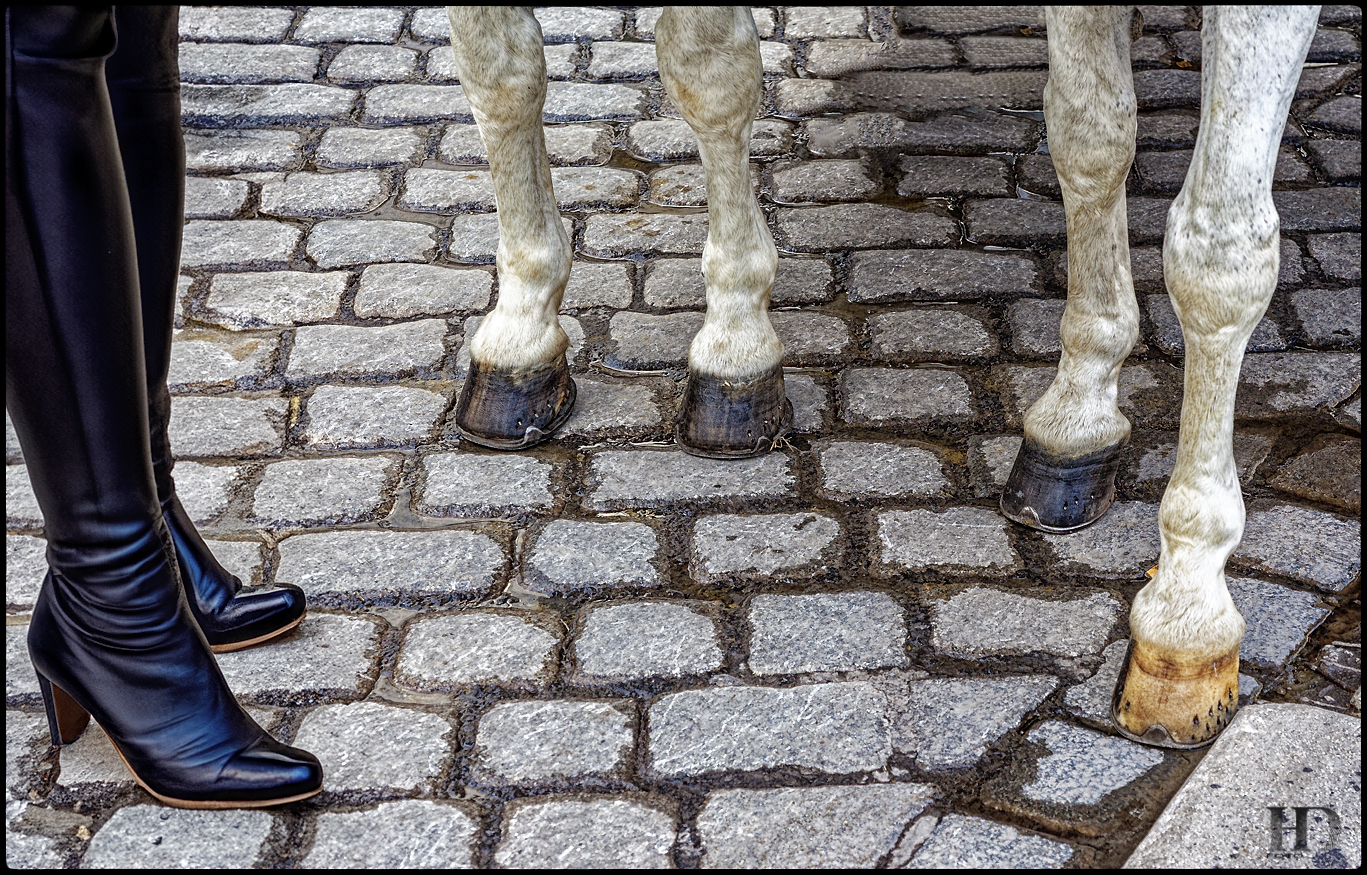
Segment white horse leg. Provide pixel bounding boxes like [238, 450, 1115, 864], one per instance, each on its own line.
[656, 7, 790, 457]
[447, 6, 575, 448]
[1001, 6, 1139, 530]
[1115, 5, 1320, 748]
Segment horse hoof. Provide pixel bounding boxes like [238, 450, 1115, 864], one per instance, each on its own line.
[453, 356, 576, 450]
[999, 437, 1125, 532]
[675, 366, 792, 459]
[1111, 638, 1239, 749]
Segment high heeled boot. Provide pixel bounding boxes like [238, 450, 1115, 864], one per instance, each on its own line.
[104, 6, 305, 652]
[7, 6, 321, 808]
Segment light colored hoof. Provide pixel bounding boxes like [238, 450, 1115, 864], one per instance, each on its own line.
[1112, 638, 1239, 749]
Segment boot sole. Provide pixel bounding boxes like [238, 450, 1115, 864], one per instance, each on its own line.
[208, 612, 306, 654]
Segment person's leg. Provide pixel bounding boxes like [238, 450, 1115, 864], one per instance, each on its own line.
[104, 5, 304, 651]
[7, 5, 320, 806]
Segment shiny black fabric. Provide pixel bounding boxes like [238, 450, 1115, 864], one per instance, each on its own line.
[6, 6, 319, 804]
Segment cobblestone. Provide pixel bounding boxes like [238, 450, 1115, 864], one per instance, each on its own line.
[572, 601, 723, 682]
[472, 700, 634, 785]
[697, 784, 937, 869]
[8, 6, 1360, 869]
[647, 682, 890, 777]
[274, 529, 505, 602]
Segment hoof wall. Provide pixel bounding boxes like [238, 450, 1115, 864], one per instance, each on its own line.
[1000, 437, 1125, 532]
[675, 366, 792, 459]
[454, 357, 576, 450]
[1111, 638, 1239, 749]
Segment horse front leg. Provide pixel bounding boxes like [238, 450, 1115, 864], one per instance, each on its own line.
[1114, 5, 1320, 748]
[447, 6, 575, 449]
[1001, 6, 1140, 531]
[656, 6, 790, 457]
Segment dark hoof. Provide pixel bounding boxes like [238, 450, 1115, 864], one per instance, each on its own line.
[454, 356, 576, 450]
[675, 366, 792, 459]
[1000, 437, 1125, 532]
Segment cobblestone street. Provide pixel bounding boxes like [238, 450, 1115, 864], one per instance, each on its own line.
[6, 5, 1362, 868]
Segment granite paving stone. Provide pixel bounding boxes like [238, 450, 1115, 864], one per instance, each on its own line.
[769, 159, 879, 203]
[361, 84, 471, 124]
[691, 512, 842, 584]
[648, 682, 891, 777]
[5, 533, 47, 608]
[316, 126, 426, 168]
[1268, 435, 1361, 513]
[563, 261, 634, 310]
[178, 43, 320, 84]
[1125, 703, 1361, 868]
[167, 331, 280, 391]
[847, 249, 1041, 302]
[80, 807, 273, 869]
[354, 263, 491, 318]
[5, 465, 42, 530]
[183, 176, 250, 218]
[897, 155, 1013, 197]
[301, 384, 449, 449]
[166, 395, 285, 458]
[573, 602, 724, 682]
[583, 449, 794, 511]
[293, 701, 450, 794]
[777, 204, 959, 251]
[259, 169, 390, 217]
[216, 613, 380, 698]
[817, 440, 949, 499]
[525, 519, 662, 595]
[293, 7, 405, 43]
[697, 784, 938, 869]
[303, 800, 479, 869]
[1227, 577, 1331, 668]
[286, 319, 449, 382]
[202, 270, 347, 328]
[969, 435, 1023, 497]
[930, 588, 1120, 658]
[1038, 501, 1161, 579]
[899, 676, 1059, 771]
[471, 700, 634, 784]
[200, 539, 263, 587]
[180, 219, 302, 270]
[184, 129, 304, 172]
[326, 44, 418, 82]
[177, 6, 296, 42]
[495, 798, 676, 870]
[874, 507, 1019, 575]
[806, 111, 1039, 157]
[396, 612, 561, 690]
[273, 529, 505, 601]
[1022, 721, 1164, 806]
[305, 219, 438, 268]
[1308, 232, 1361, 283]
[250, 456, 399, 528]
[170, 461, 243, 525]
[840, 367, 977, 425]
[1292, 287, 1362, 347]
[180, 83, 358, 127]
[1231, 505, 1361, 592]
[418, 452, 555, 517]
[583, 213, 710, 258]
[748, 591, 907, 675]
[556, 376, 667, 438]
[869, 308, 1000, 361]
[905, 813, 1074, 868]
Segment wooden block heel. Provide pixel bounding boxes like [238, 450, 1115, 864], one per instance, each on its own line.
[37, 674, 90, 745]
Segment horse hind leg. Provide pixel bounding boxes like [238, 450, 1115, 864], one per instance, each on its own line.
[1001, 6, 1140, 532]
[446, 6, 575, 449]
[1113, 5, 1320, 748]
[656, 7, 790, 458]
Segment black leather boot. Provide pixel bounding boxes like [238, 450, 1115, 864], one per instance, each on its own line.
[104, 6, 305, 652]
[7, 6, 321, 808]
